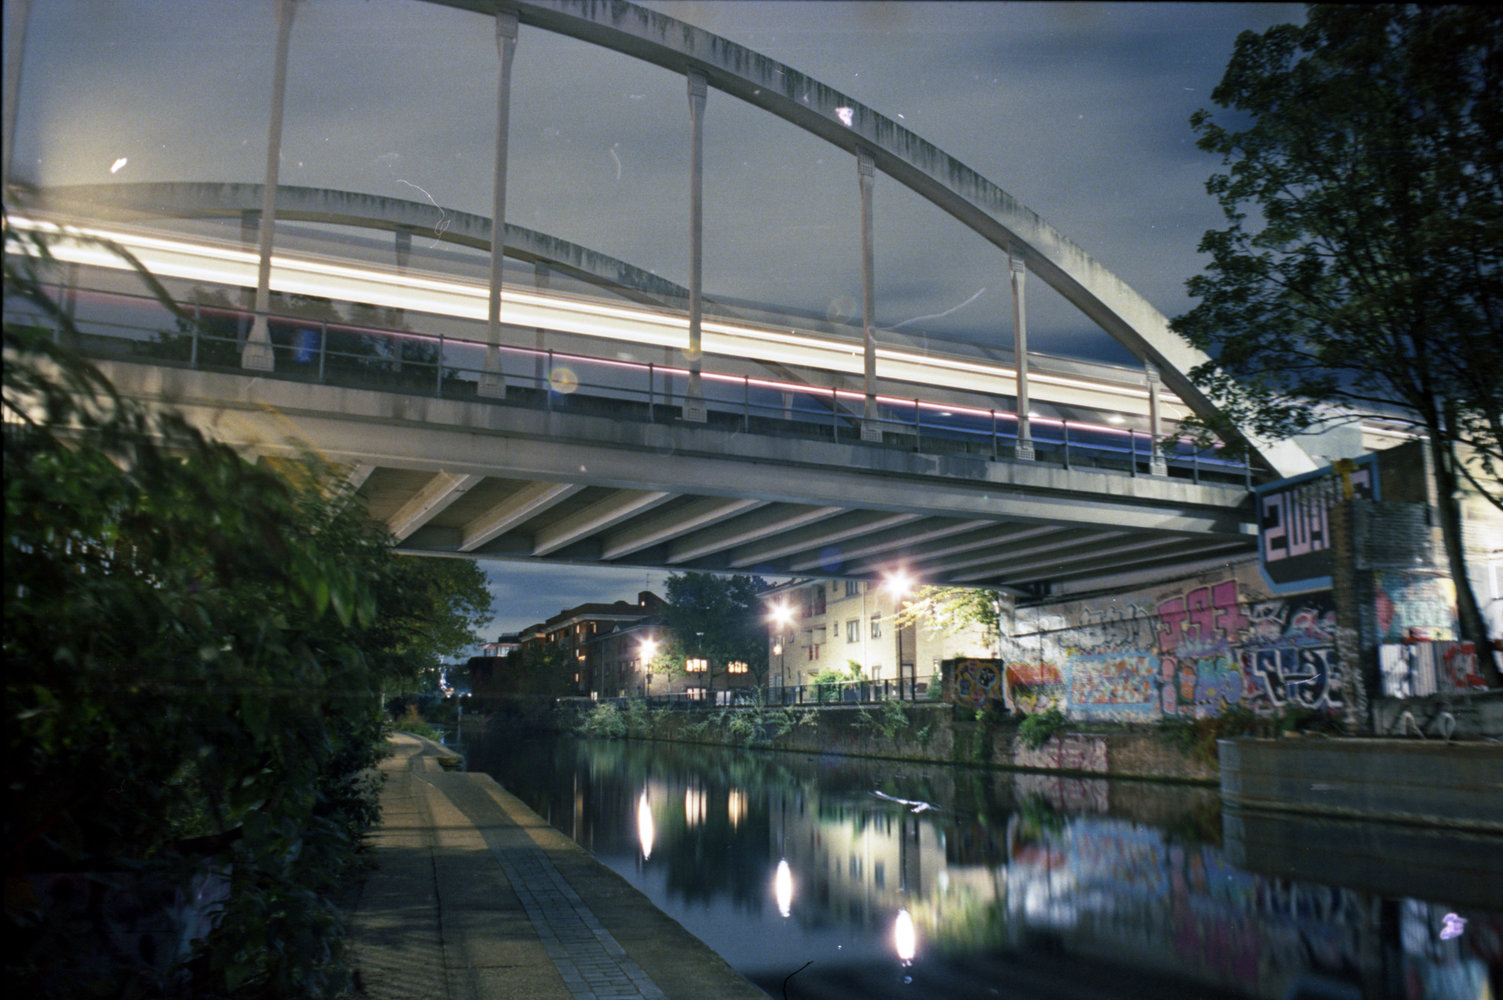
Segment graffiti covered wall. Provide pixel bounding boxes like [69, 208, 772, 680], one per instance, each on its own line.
[1000, 560, 1341, 721]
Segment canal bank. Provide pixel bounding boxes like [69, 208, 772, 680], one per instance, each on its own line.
[465, 728, 1503, 1000]
[478, 698, 1234, 783]
[471, 696, 1502, 827]
[342, 733, 766, 1000]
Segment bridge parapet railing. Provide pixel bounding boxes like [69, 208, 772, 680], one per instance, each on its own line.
[3, 272, 1250, 486]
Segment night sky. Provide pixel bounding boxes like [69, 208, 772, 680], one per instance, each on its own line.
[8, 0, 1306, 641]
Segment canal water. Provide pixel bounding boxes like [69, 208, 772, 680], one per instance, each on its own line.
[470, 733, 1500, 1000]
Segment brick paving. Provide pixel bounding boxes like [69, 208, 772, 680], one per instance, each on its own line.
[344, 734, 763, 1000]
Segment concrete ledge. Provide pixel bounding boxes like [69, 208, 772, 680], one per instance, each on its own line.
[1220, 737, 1503, 831]
[1224, 808, 1503, 911]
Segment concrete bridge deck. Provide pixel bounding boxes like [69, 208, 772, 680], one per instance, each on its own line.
[344, 733, 765, 1000]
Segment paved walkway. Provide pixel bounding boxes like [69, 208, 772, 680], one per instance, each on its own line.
[345, 734, 766, 1000]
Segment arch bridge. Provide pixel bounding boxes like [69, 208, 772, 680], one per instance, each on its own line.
[3, 0, 1312, 595]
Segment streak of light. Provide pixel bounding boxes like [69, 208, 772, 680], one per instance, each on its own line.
[7, 213, 1178, 417]
[394, 178, 451, 246]
[886, 286, 986, 331]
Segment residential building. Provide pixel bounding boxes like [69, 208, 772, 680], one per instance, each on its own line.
[763, 577, 994, 699]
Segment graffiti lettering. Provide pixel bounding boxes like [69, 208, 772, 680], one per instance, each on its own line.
[1246, 646, 1342, 709]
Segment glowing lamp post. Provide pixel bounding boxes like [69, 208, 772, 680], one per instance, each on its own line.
[768, 600, 795, 705]
[884, 571, 914, 699]
[639, 637, 658, 698]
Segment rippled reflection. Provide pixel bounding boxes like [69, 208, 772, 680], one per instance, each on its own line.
[476, 733, 1501, 1000]
[893, 907, 916, 964]
[774, 859, 793, 918]
[635, 790, 654, 860]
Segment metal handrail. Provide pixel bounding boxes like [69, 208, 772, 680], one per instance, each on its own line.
[4, 274, 1253, 484]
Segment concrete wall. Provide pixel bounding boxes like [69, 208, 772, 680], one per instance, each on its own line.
[542, 700, 1218, 782]
[993, 559, 1342, 724]
[1220, 737, 1503, 831]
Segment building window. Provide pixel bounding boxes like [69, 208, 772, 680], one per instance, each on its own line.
[846, 619, 859, 643]
[685, 658, 708, 673]
[727, 661, 748, 674]
[871, 615, 882, 639]
[807, 644, 821, 660]
[845, 579, 861, 598]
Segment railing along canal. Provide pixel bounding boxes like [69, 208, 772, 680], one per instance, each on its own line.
[5, 275, 1251, 485]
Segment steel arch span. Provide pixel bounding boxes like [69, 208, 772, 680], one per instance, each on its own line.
[427, 0, 1318, 479]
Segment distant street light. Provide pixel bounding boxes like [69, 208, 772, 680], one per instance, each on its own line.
[767, 600, 795, 704]
[639, 637, 658, 698]
[884, 571, 914, 699]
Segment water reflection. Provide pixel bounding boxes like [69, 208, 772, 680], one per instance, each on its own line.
[473, 734, 1501, 999]
[636, 790, 654, 861]
[775, 859, 793, 918]
[894, 907, 916, 964]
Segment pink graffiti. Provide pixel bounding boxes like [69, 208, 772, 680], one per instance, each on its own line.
[1159, 581, 1247, 654]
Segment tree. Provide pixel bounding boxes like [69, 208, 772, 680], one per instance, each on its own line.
[893, 585, 1010, 655]
[657, 573, 770, 689]
[1172, 5, 1503, 681]
[3, 215, 491, 997]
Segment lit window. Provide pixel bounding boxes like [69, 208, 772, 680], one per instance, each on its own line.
[728, 661, 748, 674]
[685, 657, 708, 673]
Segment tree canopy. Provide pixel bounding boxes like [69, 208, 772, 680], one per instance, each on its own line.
[1173, 4, 1502, 673]
[656, 573, 770, 686]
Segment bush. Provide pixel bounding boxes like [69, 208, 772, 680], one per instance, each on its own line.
[1018, 707, 1068, 749]
[4, 223, 489, 999]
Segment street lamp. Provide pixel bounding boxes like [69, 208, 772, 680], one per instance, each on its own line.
[639, 637, 658, 699]
[884, 571, 913, 700]
[768, 600, 795, 705]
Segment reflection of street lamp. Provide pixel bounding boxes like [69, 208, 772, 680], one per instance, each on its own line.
[884, 571, 913, 699]
[774, 858, 793, 918]
[768, 600, 794, 704]
[893, 907, 916, 965]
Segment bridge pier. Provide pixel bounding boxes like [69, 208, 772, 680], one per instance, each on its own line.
[858, 150, 882, 442]
[1146, 361, 1168, 476]
[242, 0, 296, 373]
[480, 10, 519, 400]
[1010, 251, 1034, 461]
[683, 70, 708, 422]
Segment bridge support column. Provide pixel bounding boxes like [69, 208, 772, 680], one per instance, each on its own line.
[2, 0, 29, 192]
[534, 261, 550, 389]
[1146, 361, 1168, 475]
[858, 150, 882, 443]
[683, 70, 708, 422]
[1009, 251, 1034, 461]
[480, 10, 519, 399]
[391, 225, 412, 370]
[242, 0, 296, 373]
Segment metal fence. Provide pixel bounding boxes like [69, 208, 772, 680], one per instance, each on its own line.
[1378, 641, 1488, 698]
[4, 271, 1254, 486]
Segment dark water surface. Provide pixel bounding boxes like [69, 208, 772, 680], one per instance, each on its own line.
[470, 733, 1500, 1000]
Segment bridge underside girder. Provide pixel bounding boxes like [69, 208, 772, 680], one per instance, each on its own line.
[97, 360, 1256, 596]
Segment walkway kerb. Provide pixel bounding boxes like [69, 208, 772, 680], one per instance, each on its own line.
[346, 733, 765, 1000]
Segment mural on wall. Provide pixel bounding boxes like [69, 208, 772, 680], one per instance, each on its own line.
[951, 657, 1006, 711]
[1374, 570, 1458, 642]
[1004, 661, 1064, 714]
[991, 564, 1343, 721]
